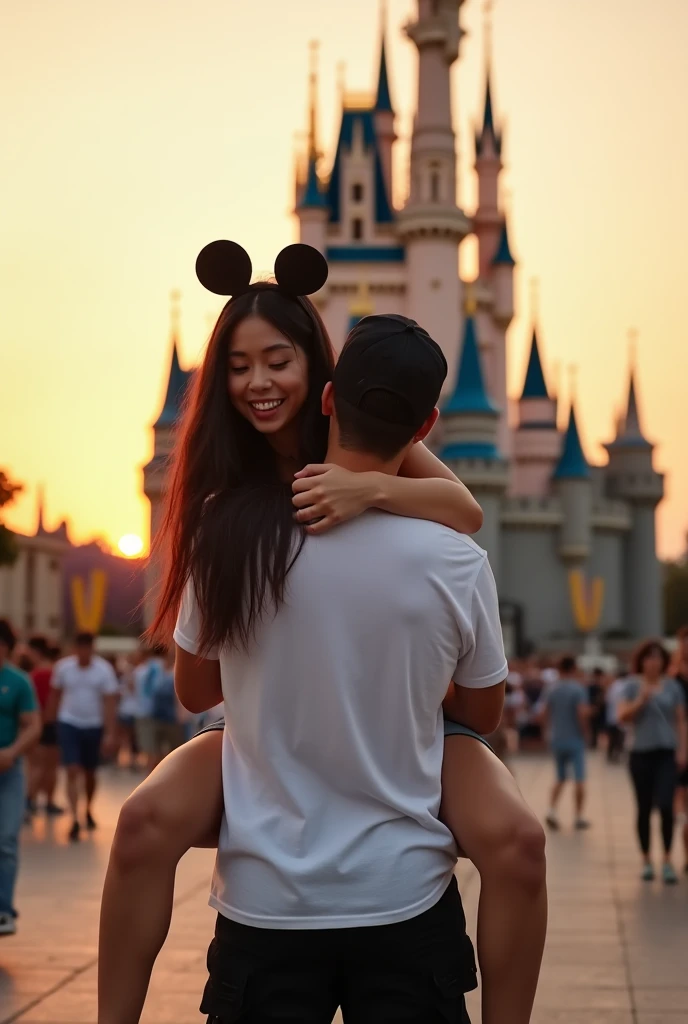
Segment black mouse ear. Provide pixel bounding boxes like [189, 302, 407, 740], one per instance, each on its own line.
[274, 244, 328, 297]
[195, 240, 252, 296]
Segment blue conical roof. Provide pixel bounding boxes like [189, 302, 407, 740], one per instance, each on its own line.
[608, 369, 652, 450]
[521, 329, 548, 399]
[492, 220, 515, 266]
[375, 34, 393, 113]
[444, 317, 498, 416]
[155, 342, 192, 429]
[299, 155, 327, 210]
[553, 405, 590, 480]
[475, 75, 502, 158]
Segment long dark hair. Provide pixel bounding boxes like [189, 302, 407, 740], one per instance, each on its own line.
[150, 283, 335, 653]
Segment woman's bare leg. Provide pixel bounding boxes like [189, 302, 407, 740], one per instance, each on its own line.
[98, 730, 223, 1024]
[440, 735, 547, 1024]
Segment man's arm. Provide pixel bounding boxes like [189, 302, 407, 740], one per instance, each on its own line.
[0, 709, 41, 767]
[174, 646, 223, 714]
[443, 680, 505, 736]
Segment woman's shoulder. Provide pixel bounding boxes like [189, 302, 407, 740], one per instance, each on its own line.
[663, 677, 685, 702]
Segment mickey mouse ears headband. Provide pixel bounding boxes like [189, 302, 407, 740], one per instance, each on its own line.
[195, 240, 328, 299]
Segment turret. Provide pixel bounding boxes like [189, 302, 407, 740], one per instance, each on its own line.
[374, 4, 396, 206]
[473, 15, 503, 277]
[491, 219, 515, 325]
[142, 291, 193, 627]
[441, 308, 508, 581]
[604, 347, 664, 636]
[553, 402, 592, 562]
[397, 0, 471, 387]
[296, 42, 328, 255]
[511, 322, 561, 497]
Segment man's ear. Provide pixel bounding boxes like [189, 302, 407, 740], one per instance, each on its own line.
[321, 381, 334, 417]
[413, 407, 440, 444]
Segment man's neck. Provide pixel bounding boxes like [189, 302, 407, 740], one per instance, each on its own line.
[324, 442, 401, 477]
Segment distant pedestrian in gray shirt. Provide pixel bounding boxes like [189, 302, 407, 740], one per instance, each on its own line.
[540, 656, 591, 832]
[618, 640, 687, 885]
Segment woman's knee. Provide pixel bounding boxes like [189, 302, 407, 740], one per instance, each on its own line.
[110, 788, 176, 873]
[480, 811, 547, 893]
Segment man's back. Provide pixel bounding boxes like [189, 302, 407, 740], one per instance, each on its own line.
[175, 511, 507, 929]
[547, 679, 587, 749]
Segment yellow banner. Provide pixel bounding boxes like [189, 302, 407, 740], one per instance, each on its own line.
[568, 570, 604, 633]
[70, 570, 108, 635]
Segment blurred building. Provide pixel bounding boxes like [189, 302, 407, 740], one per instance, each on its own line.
[144, 1, 665, 653]
[0, 491, 144, 642]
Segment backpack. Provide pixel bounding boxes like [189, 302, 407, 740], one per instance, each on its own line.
[151, 670, 177, 724]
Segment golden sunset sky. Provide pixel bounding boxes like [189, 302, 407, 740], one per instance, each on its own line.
[2, 0, 686, 557]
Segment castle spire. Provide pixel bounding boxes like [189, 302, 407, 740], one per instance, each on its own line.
[307, 40, 320, 160]
[613, 331, 651, 447]
[374, 1, 394, 113]
[154, 291, 191, 429]
[491, 219, 515, 266]
[520, 280, 548, 399]
[36, 484, 46, 535]
[444, 313, 498, 417]
[553, 402, 590, 480]
[475, 1, 502, 159]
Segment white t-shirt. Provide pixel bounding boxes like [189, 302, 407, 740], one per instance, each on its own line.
[174, 511, 507, 930]
[52, 655, 119, 729]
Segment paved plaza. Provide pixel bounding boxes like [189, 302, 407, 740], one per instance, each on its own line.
[1, 752, 687, 1024]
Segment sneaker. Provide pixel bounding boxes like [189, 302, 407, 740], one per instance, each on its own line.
[662, 863, 678, 886]
[545, 813, 559, 830]
[85, 811, 97, 831]
[575, 819, 591, 830]
[68, 821, 81, 842]
[45, 803, 65, 816]
[641, 863, 655, 882]
[0, 913, 17, 936]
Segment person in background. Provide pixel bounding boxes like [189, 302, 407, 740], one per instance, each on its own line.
[0, 620, 41, 935]
[673, 625, 688, 872]
[618, 639, 687, 884]
[45, 633, 119, 842]
[587, 667, 607, 750]
[132, 646, 162, 775]
[25, 636, 63, 817]
[117, 655, 140, 769]
[605, 667, 629, 765]
[148, 649, 185, 769]
[541, 655, 591, 831]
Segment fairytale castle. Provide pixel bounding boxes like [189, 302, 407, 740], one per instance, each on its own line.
[144, 0, 664, 654]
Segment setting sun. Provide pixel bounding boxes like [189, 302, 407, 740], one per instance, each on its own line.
[118, 534, 144, 559]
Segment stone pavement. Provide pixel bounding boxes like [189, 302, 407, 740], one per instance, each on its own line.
[1, 752, 687, 1024]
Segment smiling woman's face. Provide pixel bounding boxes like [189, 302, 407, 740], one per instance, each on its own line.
[227, 315, 309, 439]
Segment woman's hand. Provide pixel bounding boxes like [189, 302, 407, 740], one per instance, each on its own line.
[292, 465, 379, 535]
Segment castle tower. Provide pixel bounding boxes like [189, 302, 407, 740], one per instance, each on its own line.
[142, 292, 192, 627]
[397, 0, 471, 387]
[374, 4, 396, 205]
[511, 322, 560, 496]
[440, 306, 508, 582]
[296, 42, 329, 255]
[604, 352, 664, 637]
[553, 401, 592, 563]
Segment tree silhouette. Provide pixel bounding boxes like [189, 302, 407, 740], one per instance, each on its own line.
[0, 470, 23, 567]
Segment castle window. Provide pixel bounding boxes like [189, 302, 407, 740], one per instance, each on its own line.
[26, 552, 36, 607]
[352, 183, 364, 202]
[430, 164, 441, 202]
[352, 217, 364, 241]
[49, 558, 59, 572]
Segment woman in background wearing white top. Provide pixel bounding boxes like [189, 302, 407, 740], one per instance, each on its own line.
[98, 244, 546, 1024]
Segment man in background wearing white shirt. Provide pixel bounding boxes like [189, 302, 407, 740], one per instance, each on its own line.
[46, 633, 119, 841]
[174, 315, 509, 1022]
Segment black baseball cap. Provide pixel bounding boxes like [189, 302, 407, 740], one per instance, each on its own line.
[333, 314, 447, 428]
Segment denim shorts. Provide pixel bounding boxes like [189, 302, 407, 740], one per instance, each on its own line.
[553, 744, 586, 783]
[57, 722, 103, 770]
